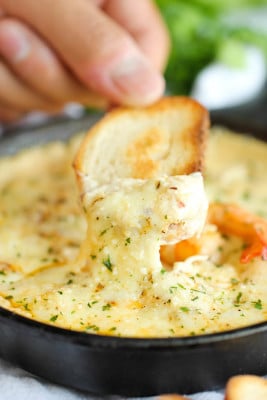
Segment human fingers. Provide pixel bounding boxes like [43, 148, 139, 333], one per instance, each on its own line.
[103, 0, 170, 71]
[0, 18, 108, 108]
[1, 0, 165, 106]
[0, 59, 61, 113]
[0, 104, 22, 122]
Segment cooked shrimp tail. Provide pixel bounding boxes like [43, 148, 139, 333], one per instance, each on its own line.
[208, 202, 267, 264]
[161, 202, 267, 265]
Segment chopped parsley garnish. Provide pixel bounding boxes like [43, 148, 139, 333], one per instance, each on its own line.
[125, 237, 131, 246]
[102, 255, 113, 271]
[0, 271, 6, 276]
[66, 279, 73, 285]
[4, 295, 13, 300]
[109, 327, 116, 331]
[50, 315, 58, 322]
[90, 254, 96, 260]
[252, 299, 263, 310]
[85, 324, 100, 332]
[178, 283, 186, 290]
[169, 286, 177, 294]
[102, 303, 111, 311]
[235, 292, 242, 304]
[190, 288, 206, 295]
[231, 278, 239, 285]
[180, 306, 189, 313]
[160, 268, 166, 274]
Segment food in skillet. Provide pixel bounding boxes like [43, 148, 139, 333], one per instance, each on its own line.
[0, 97, 267, 337]
[73, 97, 209, 322]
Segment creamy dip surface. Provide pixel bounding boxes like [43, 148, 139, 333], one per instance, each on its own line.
[0, 128, 267, 338]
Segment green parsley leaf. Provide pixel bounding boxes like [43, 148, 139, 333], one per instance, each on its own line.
[178, 283, 186, 290]
[125, 237, 131, 246]
[235, 292, 242, 304]
[252, 299, 263, 310]
[102, 255, 113, 271]
[180, 306, 189, 313]
[102, 303, 111, 311]
[109, 327, 117, 331]
[85, 324, 99, 332]
[231, 278, 239, 285]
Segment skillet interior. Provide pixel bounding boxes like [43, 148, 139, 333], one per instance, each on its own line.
[0, 112, 267, 396]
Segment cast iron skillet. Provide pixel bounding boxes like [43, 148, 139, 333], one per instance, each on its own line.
[0, 107, 267, 397]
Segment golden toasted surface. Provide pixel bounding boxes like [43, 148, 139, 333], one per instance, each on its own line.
[74, 96, 209, 192]
[225, 375, 267, 400]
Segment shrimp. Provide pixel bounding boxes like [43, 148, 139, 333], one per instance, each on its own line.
[160, 227, 222, 265]
[209, 202, 267, 263]
[160, 202, 267, 265]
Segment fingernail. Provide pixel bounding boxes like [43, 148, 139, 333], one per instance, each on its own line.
[111, 56, 165, 106]
[0, 25, 30, 63]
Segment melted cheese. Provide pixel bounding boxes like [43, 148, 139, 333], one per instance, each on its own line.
[0, 129, 267, 337]
[77, 174, 207, 302]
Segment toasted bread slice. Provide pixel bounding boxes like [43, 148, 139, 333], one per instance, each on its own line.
[225, 375, 267, 400]
[74, 97, 209, 193]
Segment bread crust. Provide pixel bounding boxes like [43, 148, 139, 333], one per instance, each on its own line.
[225, 375, 267, 400]
[73, 96, 209, 192]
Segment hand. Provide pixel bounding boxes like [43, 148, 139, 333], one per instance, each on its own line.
[0, 0, 169, 122]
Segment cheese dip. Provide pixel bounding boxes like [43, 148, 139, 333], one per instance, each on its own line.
[0, 128, 267, 337]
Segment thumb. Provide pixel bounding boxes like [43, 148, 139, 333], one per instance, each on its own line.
[2, 0, 165, 106]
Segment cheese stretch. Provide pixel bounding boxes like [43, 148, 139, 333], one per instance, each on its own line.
[0, 129, 267, 337]
[77, 174, 207, 304]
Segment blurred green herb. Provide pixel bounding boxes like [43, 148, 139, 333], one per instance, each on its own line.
[156, 0, 267, 94]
